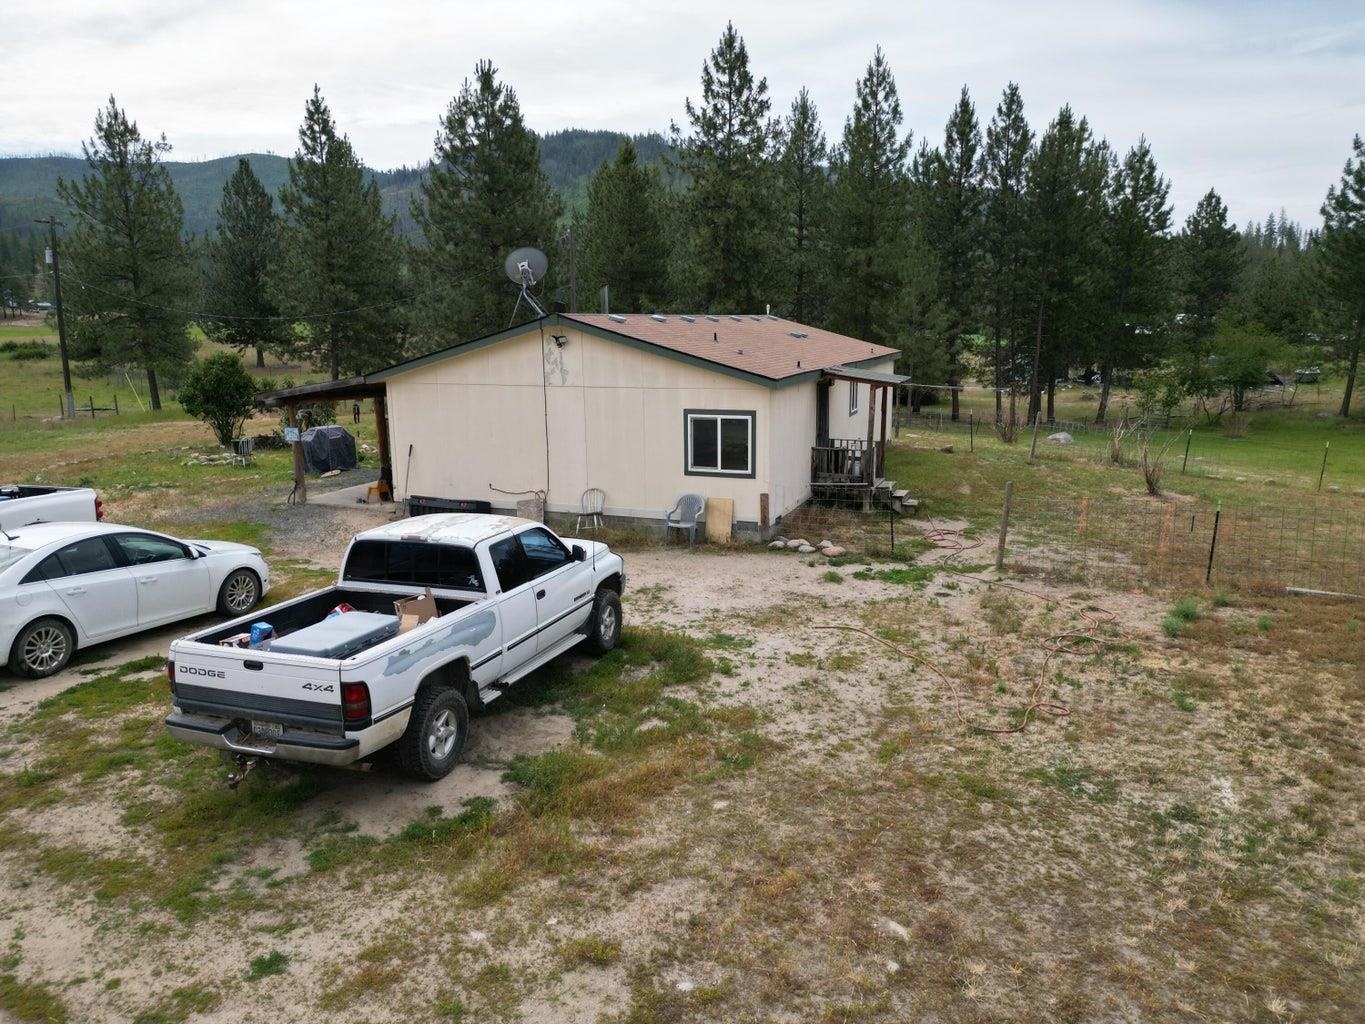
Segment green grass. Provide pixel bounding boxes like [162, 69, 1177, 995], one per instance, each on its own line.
[558, 936, 621, 968]
[246, 951, 289, 982]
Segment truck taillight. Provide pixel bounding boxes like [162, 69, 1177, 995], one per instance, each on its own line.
[94, 496, 104, 520]
[166, 659, 175, 693]
[341, 682, 371, 723]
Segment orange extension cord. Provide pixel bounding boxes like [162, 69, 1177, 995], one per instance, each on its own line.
[815, 517, 1127, 734]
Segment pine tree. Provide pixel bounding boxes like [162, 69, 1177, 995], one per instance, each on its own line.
[275, 87, 404, 380]
[979, 83, 1033, 425]
[1177, 189, 1243, 349]
[577, 139, 669, 312]
[56, 96, 195, 410]
[1093, 138, 1172, 422]
[672, 22, 780, 311]
[827, 47, 912, 348]
[920, 87, 984, 419]
[414, 61, 562, 341]
[1022, 106, 1106, 423]
[202, 158, 285, 368]
[1317, 134, 1365, 417]
[775, 88, 830, 323]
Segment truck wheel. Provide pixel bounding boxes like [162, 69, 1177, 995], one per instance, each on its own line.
[585, 588, 622, 655]
[9, 617, 75, 678]
[396, 687, 468, 781]
[218, 569, 261, 616]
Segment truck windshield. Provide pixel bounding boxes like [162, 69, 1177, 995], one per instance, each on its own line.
[343, 540, 484, 592]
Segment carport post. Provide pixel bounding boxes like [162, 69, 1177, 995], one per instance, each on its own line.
[373, 392, 394, 495]
[287, 401, 307, 505]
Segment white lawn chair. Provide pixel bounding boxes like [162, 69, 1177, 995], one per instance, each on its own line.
[664, 493, 705, 548]
[577, 488, 605, 531]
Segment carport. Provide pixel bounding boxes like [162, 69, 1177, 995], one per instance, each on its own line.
[255, 377, 391, 506]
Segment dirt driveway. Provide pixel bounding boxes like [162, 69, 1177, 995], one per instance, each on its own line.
[0, 542, 1360, 1024]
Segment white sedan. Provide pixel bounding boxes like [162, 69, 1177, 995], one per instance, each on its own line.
[0, 522, 270, 678]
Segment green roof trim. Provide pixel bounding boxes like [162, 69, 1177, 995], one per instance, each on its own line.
[364, 313, 896, 390]
[822, 365, 911, 386]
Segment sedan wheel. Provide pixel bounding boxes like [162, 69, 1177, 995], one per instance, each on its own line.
[219, 570, 260, 616]
[10, 619, 74, 678]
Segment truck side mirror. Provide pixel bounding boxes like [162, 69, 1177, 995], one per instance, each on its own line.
[571, 544, 587, 562]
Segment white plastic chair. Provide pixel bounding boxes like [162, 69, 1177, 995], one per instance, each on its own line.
[577, 488, 605, 531]
[664, 493, 705, 548]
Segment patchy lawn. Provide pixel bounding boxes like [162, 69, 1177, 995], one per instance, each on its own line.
[0, 540, 1359, 1023]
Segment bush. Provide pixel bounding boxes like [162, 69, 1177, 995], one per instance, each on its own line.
[2, 341, 51, 360]
[179, 352, 258, 447]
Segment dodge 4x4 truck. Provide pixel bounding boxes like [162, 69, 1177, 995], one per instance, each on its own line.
[165, 514, 624, 780]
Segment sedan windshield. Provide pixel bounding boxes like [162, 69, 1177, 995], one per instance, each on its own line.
[0, 545, 34, 573]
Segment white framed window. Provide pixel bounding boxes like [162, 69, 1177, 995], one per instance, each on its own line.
[684, 410, 755, 478]
[848, 381, 859, 416]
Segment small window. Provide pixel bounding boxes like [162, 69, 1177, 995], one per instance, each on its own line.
[113, 533, 189, 566]
[489, 536, 529, 592]
[21, 553, 66, 584]
[685, 411, 755, 477]
[848, 381, 859, 415]
[343, 540, 387, 582]
[51, 537, 119, 577]
[518, 528, 571, 579]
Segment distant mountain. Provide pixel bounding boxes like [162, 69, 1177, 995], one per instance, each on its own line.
[0, 129, 671, 239]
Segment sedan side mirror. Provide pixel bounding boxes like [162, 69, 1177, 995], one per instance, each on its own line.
[571, 544, 587, 562]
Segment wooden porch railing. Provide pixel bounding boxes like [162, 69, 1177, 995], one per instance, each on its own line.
[811, 438, 884, 486]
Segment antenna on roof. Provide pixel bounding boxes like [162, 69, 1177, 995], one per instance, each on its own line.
[504, 247, 550, 324]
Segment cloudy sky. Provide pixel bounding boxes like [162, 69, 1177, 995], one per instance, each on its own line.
[3, 0, 1361, 226]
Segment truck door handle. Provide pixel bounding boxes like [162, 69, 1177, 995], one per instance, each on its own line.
[535, 589, 546, 600]
[138, 578, 156, 585]
[64, 587, 87, 596]
[244, 660, 263, 671]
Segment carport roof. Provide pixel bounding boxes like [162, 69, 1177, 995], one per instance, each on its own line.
[254, 376, 387, 408]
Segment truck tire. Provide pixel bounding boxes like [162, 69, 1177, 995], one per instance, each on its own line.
[9, 617, 75, 678]
[584, 587, 622, 656]
[218, 569, 261, 617]
[396, 687, 468, 781]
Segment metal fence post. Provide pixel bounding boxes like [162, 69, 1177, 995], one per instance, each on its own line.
[1205, 500, 1222, 583]
[996, 480, 1014, 571]
[1028, 413, 1041, 464]
[1181, 428, 1192, 474]
[1317, 442, 1330, 493]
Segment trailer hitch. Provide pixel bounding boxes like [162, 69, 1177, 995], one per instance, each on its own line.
[226, 754, 259, 790]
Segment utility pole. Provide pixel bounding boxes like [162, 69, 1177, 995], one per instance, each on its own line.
[35, 217, 75, 419]
[567, 222, 578, 314]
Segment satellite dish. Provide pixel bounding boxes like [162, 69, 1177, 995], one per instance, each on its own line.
[504, 247, 549, 287]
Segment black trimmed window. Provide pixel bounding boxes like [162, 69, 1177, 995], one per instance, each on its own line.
[684, 410, 755, 478]
[848, 381, 859, 415]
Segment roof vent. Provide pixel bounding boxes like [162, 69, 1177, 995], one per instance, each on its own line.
[737, 348, 744, 355]
[790, 331, 808, 339]
[797, 359, 802, 368]
[608, 313, 626, 323]
[750, 315, 762, 322]
[768, 315, 780, 321]
[681, 315, 696, 323]
[706, 314, 720, 322]
[729, 315, 742, 322]
[650, 314, 667, 322]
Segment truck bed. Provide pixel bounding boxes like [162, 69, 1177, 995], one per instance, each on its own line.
[190, 586, 475, 649]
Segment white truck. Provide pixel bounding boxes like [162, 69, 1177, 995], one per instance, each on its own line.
[165, 514, 624, 782]
[0, 485, 103, 532]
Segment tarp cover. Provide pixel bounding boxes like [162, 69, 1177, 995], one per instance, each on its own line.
[301, 425, 357, 475]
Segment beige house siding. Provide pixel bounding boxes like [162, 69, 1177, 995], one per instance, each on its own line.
[385, 325, 796, 525]
[827, 359, 897, 442]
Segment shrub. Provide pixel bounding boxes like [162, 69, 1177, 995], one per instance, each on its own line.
[4, 341, 51, 360]
[179, 352, 258, 446]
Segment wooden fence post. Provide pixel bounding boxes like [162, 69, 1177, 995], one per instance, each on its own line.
[1028, 413, 1041, 463]
[996, 480, 1014, 572]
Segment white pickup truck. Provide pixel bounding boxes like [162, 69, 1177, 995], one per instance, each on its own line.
[0, 485, 103, 532]
[165, 514, 624, 781]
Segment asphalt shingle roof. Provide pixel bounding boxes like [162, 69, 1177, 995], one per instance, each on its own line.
[563, 313, 897, 382]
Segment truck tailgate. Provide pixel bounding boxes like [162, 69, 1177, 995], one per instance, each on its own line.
[172, 643, 344, 733]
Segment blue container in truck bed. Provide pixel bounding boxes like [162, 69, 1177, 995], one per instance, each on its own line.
[268, 612, 399, 659]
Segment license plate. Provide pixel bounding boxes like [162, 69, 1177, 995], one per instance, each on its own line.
[250, 720, 284, 741]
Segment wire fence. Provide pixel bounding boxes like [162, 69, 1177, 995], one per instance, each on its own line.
[1000, 494, 1365, 597]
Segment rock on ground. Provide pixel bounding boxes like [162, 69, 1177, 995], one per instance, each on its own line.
[1047, 432, 1075, 445]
